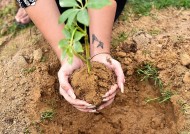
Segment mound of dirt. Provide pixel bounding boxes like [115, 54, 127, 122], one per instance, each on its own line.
[71, 62, 116, 106]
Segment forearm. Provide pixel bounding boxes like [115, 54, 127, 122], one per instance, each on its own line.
[25, 0, 64, 62]
[88, 0, 117, 57]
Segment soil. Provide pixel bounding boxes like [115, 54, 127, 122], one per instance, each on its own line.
[1, 1, 190, 134]
[71, 62, 116, 106]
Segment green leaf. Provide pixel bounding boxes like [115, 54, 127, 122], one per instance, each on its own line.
[74, 31, 85, 41]
[66, 46, 73, 57]
[87, 0, 111, 9]
[67, 9, 79, 26]
[67, 56, 74, 64]
[73, 41, 83, 53]
[77, 9, 89, 26]
[63, 28, 71, 39]
[59, 0, 78, 7]
[59, 9, 76, 24]
[59, 39, 68, 48]
[61, 49, 67, 60]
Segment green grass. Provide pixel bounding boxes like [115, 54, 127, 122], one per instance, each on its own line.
[128, 0, 190, 16]
[0, 3, 33, 37]
[40, 110, 55, 121]
[137, 63, 163, 88]
[137, 63, 174, 103]
[22, 66, 36, 74]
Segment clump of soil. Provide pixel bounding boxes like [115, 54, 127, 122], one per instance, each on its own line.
[71, 62, 116, 106]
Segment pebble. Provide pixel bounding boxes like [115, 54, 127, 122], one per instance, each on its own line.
[33, 48, 43, 62]
[180, 53, 190, 66]
[183, 72, 190, 84]
[116, 52, 127, 57]
[1, 88, 5, 93]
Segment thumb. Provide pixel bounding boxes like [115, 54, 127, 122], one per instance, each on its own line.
[67, 88, 76, 99]
[112, 59, 125, 93]
[58, 72, 76, 99]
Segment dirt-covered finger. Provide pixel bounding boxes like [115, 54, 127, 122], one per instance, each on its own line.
[98, 98, 115, 110]
[103, 91, 116, 102]
[103, 84, 118, 98]
[59, 87, 91, 106]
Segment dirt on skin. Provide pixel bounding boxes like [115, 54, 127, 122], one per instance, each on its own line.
[71, 62, 116, 106]
[1, 1, 190, 133]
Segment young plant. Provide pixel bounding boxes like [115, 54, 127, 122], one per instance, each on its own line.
[58, 0, 111, 73]
[137, 63, 174, 103]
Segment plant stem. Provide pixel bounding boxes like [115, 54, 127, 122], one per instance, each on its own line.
[72, 48, 86, 63]
[84, 26, 91, 73]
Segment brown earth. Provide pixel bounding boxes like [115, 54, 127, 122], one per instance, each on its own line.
[1, 1, 190, 134]
[71, 62, 116, 106]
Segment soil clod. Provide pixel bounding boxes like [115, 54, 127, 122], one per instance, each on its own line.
[71, 62, 116, 106]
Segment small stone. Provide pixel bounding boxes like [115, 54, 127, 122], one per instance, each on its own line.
[0, 27, 7, 35]
[183, 72, 190, 84]
[180, 53, 190, 66]
[116, 52, 127, 57]
[11, 55, 28, 68]
[33, 48, 43, 62]
[1, 88, 5, 93]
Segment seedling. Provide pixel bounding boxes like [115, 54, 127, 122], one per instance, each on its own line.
[137, 63, 173, 103]
[40, 110, 55, 121]
[58, 0, 111, 73]
[137, 63, 163, 89]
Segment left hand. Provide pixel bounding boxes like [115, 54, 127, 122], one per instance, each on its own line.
[91, 53, 125, 110]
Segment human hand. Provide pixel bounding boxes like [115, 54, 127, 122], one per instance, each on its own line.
[58, 56, 96, 112]
[91, 53, 125, 110]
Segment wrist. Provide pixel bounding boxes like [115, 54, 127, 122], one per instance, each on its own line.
[91, 52, 110, 60]
[91, 53, 112, 61]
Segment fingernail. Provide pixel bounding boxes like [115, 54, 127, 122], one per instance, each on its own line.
[87, 104, 94, 107]
[89, 110, 97, 113]
[68, 90, 76, 99]
[86, 105, 96, 109]
[103, 98, 109, 102]
[121, 84, 124, 93]
[98, 106, 104, 110]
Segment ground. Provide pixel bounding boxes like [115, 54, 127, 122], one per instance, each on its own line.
[1, 1, 190, 134]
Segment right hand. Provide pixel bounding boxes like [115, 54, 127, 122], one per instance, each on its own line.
[58, 56, 96, 112]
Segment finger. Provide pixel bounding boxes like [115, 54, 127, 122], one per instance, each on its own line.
[59, 86, 91, 106]
[112, 60, 125, 93]
[20, 16, 30, 24]
[67, 88, 76, 99]
[98, 98, 115, 110]
[102, 84, 118, 98]
[58, 71, 76, 99]
[103, 92, 116, 102]
[73, 104, 96, 109]
[76, 107, 97, 113]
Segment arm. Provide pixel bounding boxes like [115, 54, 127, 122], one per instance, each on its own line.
[24, 0, 95, 112]
[89, 0, 125, 110]
[25, 0, 63, 61]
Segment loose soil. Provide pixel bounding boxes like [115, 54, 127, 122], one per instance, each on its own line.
[1, 1, 190, 134]
[71, 62, 116, 106]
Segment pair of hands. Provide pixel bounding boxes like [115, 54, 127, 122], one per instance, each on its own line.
[58, 54, 125, 112]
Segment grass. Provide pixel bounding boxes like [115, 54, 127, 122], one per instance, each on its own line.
[0, 3, 33, 37]
[127, 0, 190, 16]
[22, 66, 36, 74]
[137, 63, 174, 103]
[40, 110, 55, 121]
